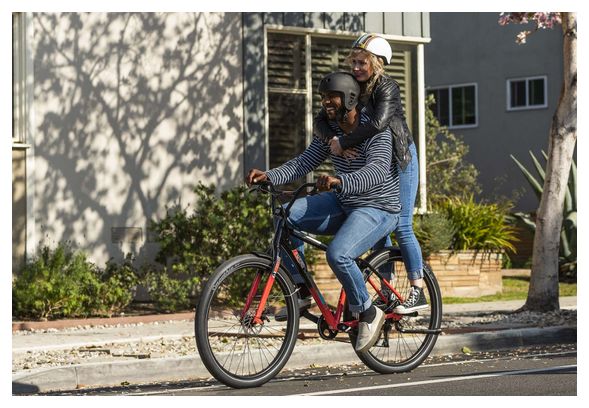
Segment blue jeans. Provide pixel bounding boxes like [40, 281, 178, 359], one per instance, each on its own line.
[283, 192, 399, 313]
[375, 143, 424, 280]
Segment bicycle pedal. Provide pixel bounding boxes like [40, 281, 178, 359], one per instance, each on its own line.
[337, 323, 352, 333]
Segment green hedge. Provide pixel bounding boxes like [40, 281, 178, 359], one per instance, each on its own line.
[436, 195, 517, 253]
[144, 183, 273, 311]
[12, 244, 138, 320]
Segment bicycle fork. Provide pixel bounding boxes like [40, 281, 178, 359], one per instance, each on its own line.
[242, 217, 286, 325]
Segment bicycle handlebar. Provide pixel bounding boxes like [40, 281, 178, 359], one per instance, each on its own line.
[250, 180, 318, 197]
[250, 180, 319, 216]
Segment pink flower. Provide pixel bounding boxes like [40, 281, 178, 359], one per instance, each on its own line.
[516, 31, 530, 44]
[499, 12, 562, 43]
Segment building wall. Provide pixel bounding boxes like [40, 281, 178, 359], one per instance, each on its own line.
[20, 12, 429, 269]
[425, 12, 563, 211]
[12, 149, 27, 277]
[29, 12, 244, 266]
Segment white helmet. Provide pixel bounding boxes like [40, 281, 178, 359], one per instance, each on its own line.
[352, 34, 392, 65]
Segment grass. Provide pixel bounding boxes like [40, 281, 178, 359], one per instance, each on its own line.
[442, 276, 577, 304]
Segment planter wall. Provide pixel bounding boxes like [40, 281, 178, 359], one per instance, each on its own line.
[310, 250, 503, 304]
[427, 250, 503, 298]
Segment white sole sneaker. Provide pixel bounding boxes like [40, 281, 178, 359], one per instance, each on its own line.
[355, 307, 385, 353]
[393, 303, 429, 314]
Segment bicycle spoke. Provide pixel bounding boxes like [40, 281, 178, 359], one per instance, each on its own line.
[196, 256, 298, 386]
[349, 250, 442, 373]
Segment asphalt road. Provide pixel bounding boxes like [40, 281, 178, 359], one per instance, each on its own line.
[45, 343, 576, 396]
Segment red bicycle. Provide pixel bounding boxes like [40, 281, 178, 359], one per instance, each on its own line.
[195, 181, 442, 388]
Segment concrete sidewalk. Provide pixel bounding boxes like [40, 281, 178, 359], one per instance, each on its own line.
[12, 297, 577, 394]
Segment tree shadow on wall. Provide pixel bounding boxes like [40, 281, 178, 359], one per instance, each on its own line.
[33, 12, 243, 261]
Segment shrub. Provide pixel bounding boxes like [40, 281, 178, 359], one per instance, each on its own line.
[13, 243, 97, 320]
[148, 183, 273, 310]
[12, 243, 139, 320]
[413, 212, 455, 257]
[92, 254, 140, 316]
[437, 195, 517, 253]
[424, 94, 481, 207]
[144, 268, 198, 312]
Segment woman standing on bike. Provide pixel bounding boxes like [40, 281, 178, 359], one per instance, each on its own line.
[314, 34, 426, 314]
[247, 72, 399, 353]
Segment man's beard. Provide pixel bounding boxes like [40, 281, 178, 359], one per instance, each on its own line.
[335, 106, 349, 123]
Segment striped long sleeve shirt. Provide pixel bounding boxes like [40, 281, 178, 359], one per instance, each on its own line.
[265, 111, 400, 213]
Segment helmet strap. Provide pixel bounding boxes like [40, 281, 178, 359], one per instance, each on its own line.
[336, 106, 349, 123]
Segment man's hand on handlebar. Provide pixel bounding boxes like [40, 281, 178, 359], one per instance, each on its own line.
[316, 175, 341, 192]
[246, 169, 268, 186]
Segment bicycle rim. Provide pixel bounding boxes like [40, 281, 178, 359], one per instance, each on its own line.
[350, 249, 442, 373]
[195, 254, 299, 388]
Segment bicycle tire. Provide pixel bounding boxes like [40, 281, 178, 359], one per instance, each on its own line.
[348, 248, 442, 373]
[195, 254, 300, 388]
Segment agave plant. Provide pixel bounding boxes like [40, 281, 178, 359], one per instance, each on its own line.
[510, 151, 577, 279]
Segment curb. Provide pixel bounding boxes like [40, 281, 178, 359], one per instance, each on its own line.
[12, 312, 195, 332]
[12, 325, 576, 394]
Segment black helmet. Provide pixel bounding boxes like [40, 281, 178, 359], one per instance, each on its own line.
[318, 72, 360, 111]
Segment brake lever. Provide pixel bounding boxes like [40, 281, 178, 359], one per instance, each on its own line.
[248, 184, 269, 195]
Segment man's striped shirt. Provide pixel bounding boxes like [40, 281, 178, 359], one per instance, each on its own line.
[265, 111, 400, 213]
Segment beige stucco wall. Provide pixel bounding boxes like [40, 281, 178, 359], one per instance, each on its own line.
[30, 12, 244, 265]
[12, 149, 27, 277]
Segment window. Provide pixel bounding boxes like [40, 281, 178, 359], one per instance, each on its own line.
[266, 34, 308, 172]
[507, 76, 547, 110]
[13, 12, 28, 145]
[266, 31, 413, 180]
[427, 84, 477, 129]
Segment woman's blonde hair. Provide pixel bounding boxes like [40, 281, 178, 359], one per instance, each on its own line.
[345, 48, 386, 98]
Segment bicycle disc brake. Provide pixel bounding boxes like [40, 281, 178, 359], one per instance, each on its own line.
[241, 313, 266, 335]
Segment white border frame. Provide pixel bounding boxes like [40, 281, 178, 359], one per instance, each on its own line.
[427, 82, 479, 130]
[264, 24, 431, 210]
[506, 75, 548, 111]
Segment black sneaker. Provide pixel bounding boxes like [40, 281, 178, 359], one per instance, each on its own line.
[373, 287, 400, 312]
[393, 286, 428, 314]
[275, 296, 312, 322]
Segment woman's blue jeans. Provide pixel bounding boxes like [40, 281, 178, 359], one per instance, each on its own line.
[282, 192, 399, 313]
[374, 143, 424, 281]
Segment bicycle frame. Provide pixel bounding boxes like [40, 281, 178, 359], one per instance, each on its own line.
[248, 181, 406, 331]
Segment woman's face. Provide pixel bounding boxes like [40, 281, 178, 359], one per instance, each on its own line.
[350, 51, 373, 83]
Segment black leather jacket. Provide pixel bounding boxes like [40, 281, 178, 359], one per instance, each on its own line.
[314, 75, 414, 170]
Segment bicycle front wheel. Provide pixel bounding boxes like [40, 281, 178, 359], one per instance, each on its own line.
[349, 248, 442, 373]
[195, 254, 299, 388]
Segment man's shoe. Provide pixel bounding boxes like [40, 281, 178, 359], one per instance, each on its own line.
[355, 306, 385, 353]
[393, 286, 428, 314]
[275, 296, 312, 322]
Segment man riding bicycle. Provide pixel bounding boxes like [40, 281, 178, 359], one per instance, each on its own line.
[246, 72, 401, 352]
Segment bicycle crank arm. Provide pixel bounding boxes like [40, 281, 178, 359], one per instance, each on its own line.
[301, 309, 320, 324]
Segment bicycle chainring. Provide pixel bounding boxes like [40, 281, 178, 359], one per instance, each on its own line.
[317, 315, 338, 340]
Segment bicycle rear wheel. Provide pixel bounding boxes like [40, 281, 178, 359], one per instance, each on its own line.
[195, 254, 299, 388]
[349, 248, 442, 373]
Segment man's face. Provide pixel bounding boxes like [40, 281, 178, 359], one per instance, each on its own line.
[321, 91, 343, 120]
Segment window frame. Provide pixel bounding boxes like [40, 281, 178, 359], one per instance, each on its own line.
[264, 27, 416, 181]
[427, 82, 478, 129]
[12, 12, 32, 149]
[506, 75, 548, 111]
